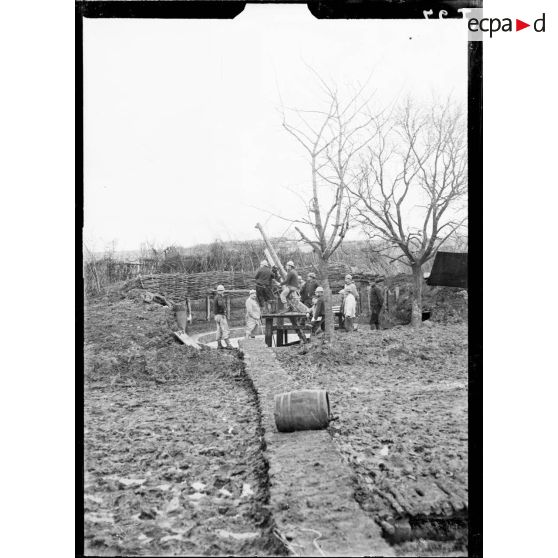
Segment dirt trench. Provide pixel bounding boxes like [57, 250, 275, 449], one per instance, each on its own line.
[84, 296, 286, 556]
[240, 338, 393, 557]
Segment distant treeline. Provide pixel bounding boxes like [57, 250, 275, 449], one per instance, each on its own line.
[84, 237, 466, 296]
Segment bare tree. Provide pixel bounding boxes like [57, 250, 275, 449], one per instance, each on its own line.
[279, 77, 378, 340]
[348, 98, 468, 327]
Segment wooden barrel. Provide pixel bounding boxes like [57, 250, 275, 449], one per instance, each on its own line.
[274, 389, 330, 433]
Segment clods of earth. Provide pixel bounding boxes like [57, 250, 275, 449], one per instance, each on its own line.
[84, 289, 468, 556]
[84, 295, 284, 556]
[274, 323, 468, 556]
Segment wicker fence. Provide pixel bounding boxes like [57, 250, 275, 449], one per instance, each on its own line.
[122, 264, 360, 300]
[121, 265, 387, 324]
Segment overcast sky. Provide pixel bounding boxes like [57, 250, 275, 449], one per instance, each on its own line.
[83, 4, 467, 253]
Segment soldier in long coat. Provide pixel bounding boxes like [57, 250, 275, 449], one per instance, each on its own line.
[369, 280, 384, 330]
[245, 289, 261, 338]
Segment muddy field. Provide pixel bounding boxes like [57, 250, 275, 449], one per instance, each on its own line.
[84, 295, 284, 556]
[274, 323, 468, 555]
[84, 287, 468, 556]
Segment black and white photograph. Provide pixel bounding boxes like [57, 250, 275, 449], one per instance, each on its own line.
[8, 1, 558, 557]
[81, 3, 473, 556]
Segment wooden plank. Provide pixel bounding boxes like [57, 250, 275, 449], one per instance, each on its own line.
[277, 331, 284, 346]
[277, 315, 284, 346]
[261, 312, 307, 318]
[383, 287, 388, 311]
[226, 295, 231, 320]
[173, 331, 201, 349]
[265, 317, 273, 347]
[209, 289, 251, 295]
[206, 296, 211, 321]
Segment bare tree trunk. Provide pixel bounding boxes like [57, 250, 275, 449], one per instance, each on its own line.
[411, 264, 423, 328]
[318, 257, 334, 341]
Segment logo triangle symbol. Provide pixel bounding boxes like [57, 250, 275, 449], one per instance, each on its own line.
[516, 19, 530, 31]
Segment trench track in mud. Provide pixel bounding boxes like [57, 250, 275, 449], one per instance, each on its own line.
[239, 338, 393, 557]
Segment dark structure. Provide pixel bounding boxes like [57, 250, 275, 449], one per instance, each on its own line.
[426, 251, 467, 289]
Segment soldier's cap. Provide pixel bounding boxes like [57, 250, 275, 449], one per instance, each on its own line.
[249, 289, 256, 295]
[216, 285, 225, 292]
[286, 260, 295, 267]
[308, 272, 316, 278]
[315, 286, 324, 293]
[260, 260, 269, 267]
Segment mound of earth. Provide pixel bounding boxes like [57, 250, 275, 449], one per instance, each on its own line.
[84, 294, 285, 556]
[274, 323, 468, 555]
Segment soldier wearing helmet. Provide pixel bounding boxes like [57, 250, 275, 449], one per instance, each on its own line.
[279, 260, 299, 312]
[213, 285, 233, 349]
[310, 285, 326, 334]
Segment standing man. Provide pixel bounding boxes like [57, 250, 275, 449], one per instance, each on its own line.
[254, 260, 275, 313]
[310, 286, 326, 335]
[213, 285, 233, 349]
[245, 289, 261, 338]
[369, 279, 384, 330]
[279, 260, 299, 312]
[300, 272, 319, 307]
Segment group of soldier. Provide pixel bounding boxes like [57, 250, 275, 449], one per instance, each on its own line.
[211, 259, 384, 349]
[254, 259, 326, 334]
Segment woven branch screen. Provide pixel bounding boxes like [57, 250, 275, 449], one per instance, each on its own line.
[122, 263, 382, 302]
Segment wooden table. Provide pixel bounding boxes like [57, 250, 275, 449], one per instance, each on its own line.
[261, 312, 309, 347]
